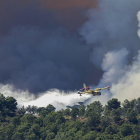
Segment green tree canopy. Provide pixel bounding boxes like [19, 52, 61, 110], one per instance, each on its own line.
[126, 108, 138, 124]
[105, 124, 119, 135]
[46, 104, 56, 113]
[70, 107, 79, 121]
[63, 108, 70, 116]
[107, 98, 121, 110]
[85, 101, 103, 116]
[79, 105, 85, 117]
[120, 123, 133, 137]
[5, 96, 17, 112]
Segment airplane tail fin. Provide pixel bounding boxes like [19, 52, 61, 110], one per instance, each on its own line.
[83, 83, 87, 91]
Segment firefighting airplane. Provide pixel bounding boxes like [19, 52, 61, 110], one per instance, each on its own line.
[78, 83, 110, 96]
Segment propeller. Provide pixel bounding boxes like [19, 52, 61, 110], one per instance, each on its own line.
[107, 86, 110, 90]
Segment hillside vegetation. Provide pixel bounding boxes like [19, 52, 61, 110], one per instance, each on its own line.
[0, 93, 140, 140]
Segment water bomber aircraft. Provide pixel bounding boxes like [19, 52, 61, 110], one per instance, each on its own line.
[78, 83, 110, 96]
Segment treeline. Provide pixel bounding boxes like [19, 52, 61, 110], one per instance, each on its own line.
[1, 93, 140, 140]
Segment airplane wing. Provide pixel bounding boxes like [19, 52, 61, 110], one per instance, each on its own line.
[78, 90, 93, 96]
[94, 88, 101, 91]
[101, 86, 110, 90]
[94, 86, 109, 91]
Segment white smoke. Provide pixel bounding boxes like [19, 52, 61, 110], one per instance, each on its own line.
[0, 84, 91, 111]
[101, 48, 129, 84]
[24, 90, 91, 111]
[110, 10, 140, 102]
[78, 0, 140, 105]
[80, 0, 140, 66]
[0, 84, 35, 105]
[86, 48, 129, 105]
[137, 11, 140, 38]
[87, 48, 140, 105]
[88, 10, 140, 104]
[111, 50, 140, 102]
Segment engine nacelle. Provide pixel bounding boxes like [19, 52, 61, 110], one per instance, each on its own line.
[92, 91, 101, 96]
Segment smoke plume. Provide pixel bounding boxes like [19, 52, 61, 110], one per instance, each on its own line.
[0, 0, 100, 93]
[86, 48, 129, 105]
[1, 0, 140, 110]
[0, 26, 101, 93]
[80, 0, 140, 66]
[110, 10, 140, 102]
[0, 84, 91, 111]
[0, 0, 98, 109]
[80, 1, 140, 105]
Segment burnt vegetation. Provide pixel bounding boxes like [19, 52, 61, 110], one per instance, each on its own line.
[1, 93, 140, 140]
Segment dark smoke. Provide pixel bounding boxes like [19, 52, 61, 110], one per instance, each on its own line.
[0, 26, 101, 93]
[1, 0, 140, 109]
[0, 1, 101, 93]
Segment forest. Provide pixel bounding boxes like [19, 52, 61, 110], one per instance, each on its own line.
[0, 93, 140, 140]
